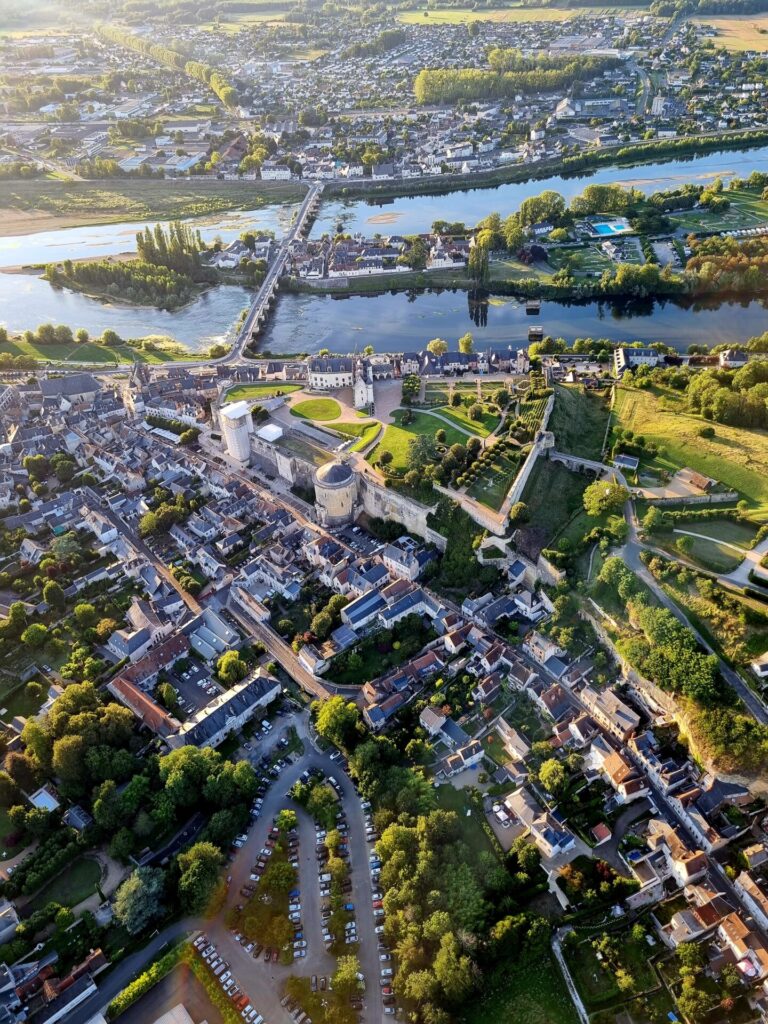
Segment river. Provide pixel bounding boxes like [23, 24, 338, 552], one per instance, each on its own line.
[2, 144, 768, 351]
[311, 146, 768, 238]
[257, 289, 768, 355]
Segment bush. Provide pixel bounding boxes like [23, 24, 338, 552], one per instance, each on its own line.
[698, 425, 715, 438]
[106, 942, 186, 1019]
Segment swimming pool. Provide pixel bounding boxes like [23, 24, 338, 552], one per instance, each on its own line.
[592, 221, 630, 236]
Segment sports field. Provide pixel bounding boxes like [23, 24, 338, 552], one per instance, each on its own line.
[399, 5, 640, 23]
[693, 14, 768, 50]
[671, 187, 768, 233]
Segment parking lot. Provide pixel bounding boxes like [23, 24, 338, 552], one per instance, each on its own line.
[203, 710, 391, 1023]
[168, 661, 223, 715]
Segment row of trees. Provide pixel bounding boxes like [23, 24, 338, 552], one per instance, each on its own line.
[97, 25, 238, 107]
[414, 55, 618, 104]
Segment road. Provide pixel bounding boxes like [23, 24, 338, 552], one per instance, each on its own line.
[95, 503, 203, 615]
[206, 710, 384, 1024]
[622, 507, 768, 724]
[631, 61, 653, 116]
[228, 181, 323, 363]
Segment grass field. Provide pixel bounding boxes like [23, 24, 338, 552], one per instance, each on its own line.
[0, 337, 201, 365]
[0, 179, 302, 236]
[370, 410, 466, 471]
[0, 682, 46, 721]
[226, 382, 303, 401]
[430, 403, 499, 437]
[693, 14, 768, 50]
[659, 533, 743, 573]
[466, 956, 580, 1024]
[550, 385, 611, 461]
[670, 186, 768, 232]
[290, 398, 342, 421]
[434, 786, 497, 860]
[399, 5, 640, 23]
[613, 384, 768, 514]
[566, 935, 659, 1013]
[521, 458, 591, 543]
[467, 447, 520, 510]
[26, 856, 101, 913]
[330, 420, 381, 451]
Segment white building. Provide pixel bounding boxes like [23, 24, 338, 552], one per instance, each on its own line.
[219, 401, 252, 463]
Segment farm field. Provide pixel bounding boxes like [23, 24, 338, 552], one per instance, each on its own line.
[370, 410, 466, 471]
[693, 14, 768, 50]
[550, 385, 611, 461]
[399, 5, 640, 24]
[613, 385, 768, 514]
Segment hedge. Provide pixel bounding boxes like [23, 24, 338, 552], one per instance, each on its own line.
[106, 941, 187, 1020]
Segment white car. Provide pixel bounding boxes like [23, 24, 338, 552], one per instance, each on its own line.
[374, 925, 385, 934]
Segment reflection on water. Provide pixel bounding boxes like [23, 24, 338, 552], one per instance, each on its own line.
[0, 272, 253, 351]
[258, 288, 768, 355]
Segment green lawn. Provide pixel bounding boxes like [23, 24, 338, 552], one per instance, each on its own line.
[330, 420, 381, 451]
[670, 186, 768, 232]
[566, 935, 658, 1013]
[434, 786, 497, 861]
[0, 338, 203, 365]
[466, 955, 580, 1024]
[656, 531, 744, 573]
[614, 385, 768, 515]
[466, 447, 520, 510]
[226, 382, 303, 401]
[26, 856, 101, 912]
[0, 682, 46, 721]
[520, 458, 591, 544]
[550, 385, 611, 461]
[291, 398, 342, 422]
[431, 403, 499, 437]
[369, 410, 467, 472]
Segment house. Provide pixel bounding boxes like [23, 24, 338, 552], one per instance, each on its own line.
[167, 671, 280, 749]
[496, 718, 531, 762]
[472, 672, 503, 704]
[716, 912, 768, 980]
[735, 871, 768, 932]
[419, 706, 447, 736]
[580, 685, 640, 742]
[107, 597, 172, 663]
[440, 739, 484, 777]
[0, 900, 19, 945]
[613, 347, 662, 375]
[645, 819, 708, 888]
[39, 373, 99, 404]
[108, 677, 181, 739]
[661, 883, 733, 947]
[523, 631, 566, 671]
[588, 738, 648, 803]
[504, 787, 575, 860]
[307, 357, 355, 390]
[718, 349, 749, 369]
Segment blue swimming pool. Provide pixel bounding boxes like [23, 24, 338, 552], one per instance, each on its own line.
[592, 221, 629, 235]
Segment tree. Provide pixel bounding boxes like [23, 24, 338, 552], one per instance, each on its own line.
[315, 697, 361, 751]
[677, 976, 710, 1023]
[583, 479, 629, 517]
[42, 580, 65, 610]
[52, 734, 88, 790]
[276, 809, 297, 833]
[114, 867, 165, 934]
[6, 751, 38, 793]
[408, 433, 438, 471]
[468, 403, 483, 422]
[0, 772, 18, 807]
[21, 623, 47, 648]
[217, 650, 247, 685]
[306, 783, 339, 829]
[74, 603, 98, 628]
[538, 757, 567, 794]
[333, 955, 363, 998]
[641, 505, 664, 534]
[176, 841, 223, 913]
[426, 337, 448, 358]
[433, 931, 475, 1003]
[310, 611, 333, 641]
[677, 942, 707, 971]
[509, 501, 529, 524]
[458, 332, 474, 354]
[379, 450, 393, 468]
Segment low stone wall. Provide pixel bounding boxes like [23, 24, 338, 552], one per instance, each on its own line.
[637, 490, 739, 506]
[357, 473, 446, 550]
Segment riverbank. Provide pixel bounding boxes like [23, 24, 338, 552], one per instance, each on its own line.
[0, 334, 210, 366]
[0, 178, 305, 238]
[325, 129, 768, 202]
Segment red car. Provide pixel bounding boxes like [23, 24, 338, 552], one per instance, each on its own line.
[382, 986, 392, 996]
[372, 900, 383, 909]
[271, 948, 279, 963]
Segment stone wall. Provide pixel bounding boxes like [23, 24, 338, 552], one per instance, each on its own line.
[356, 473, 446, 550]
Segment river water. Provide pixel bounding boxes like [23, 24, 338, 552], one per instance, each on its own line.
[2, 144, 768, 351]
[310, 147, 768, 238]
[257, 289, 768, 356]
